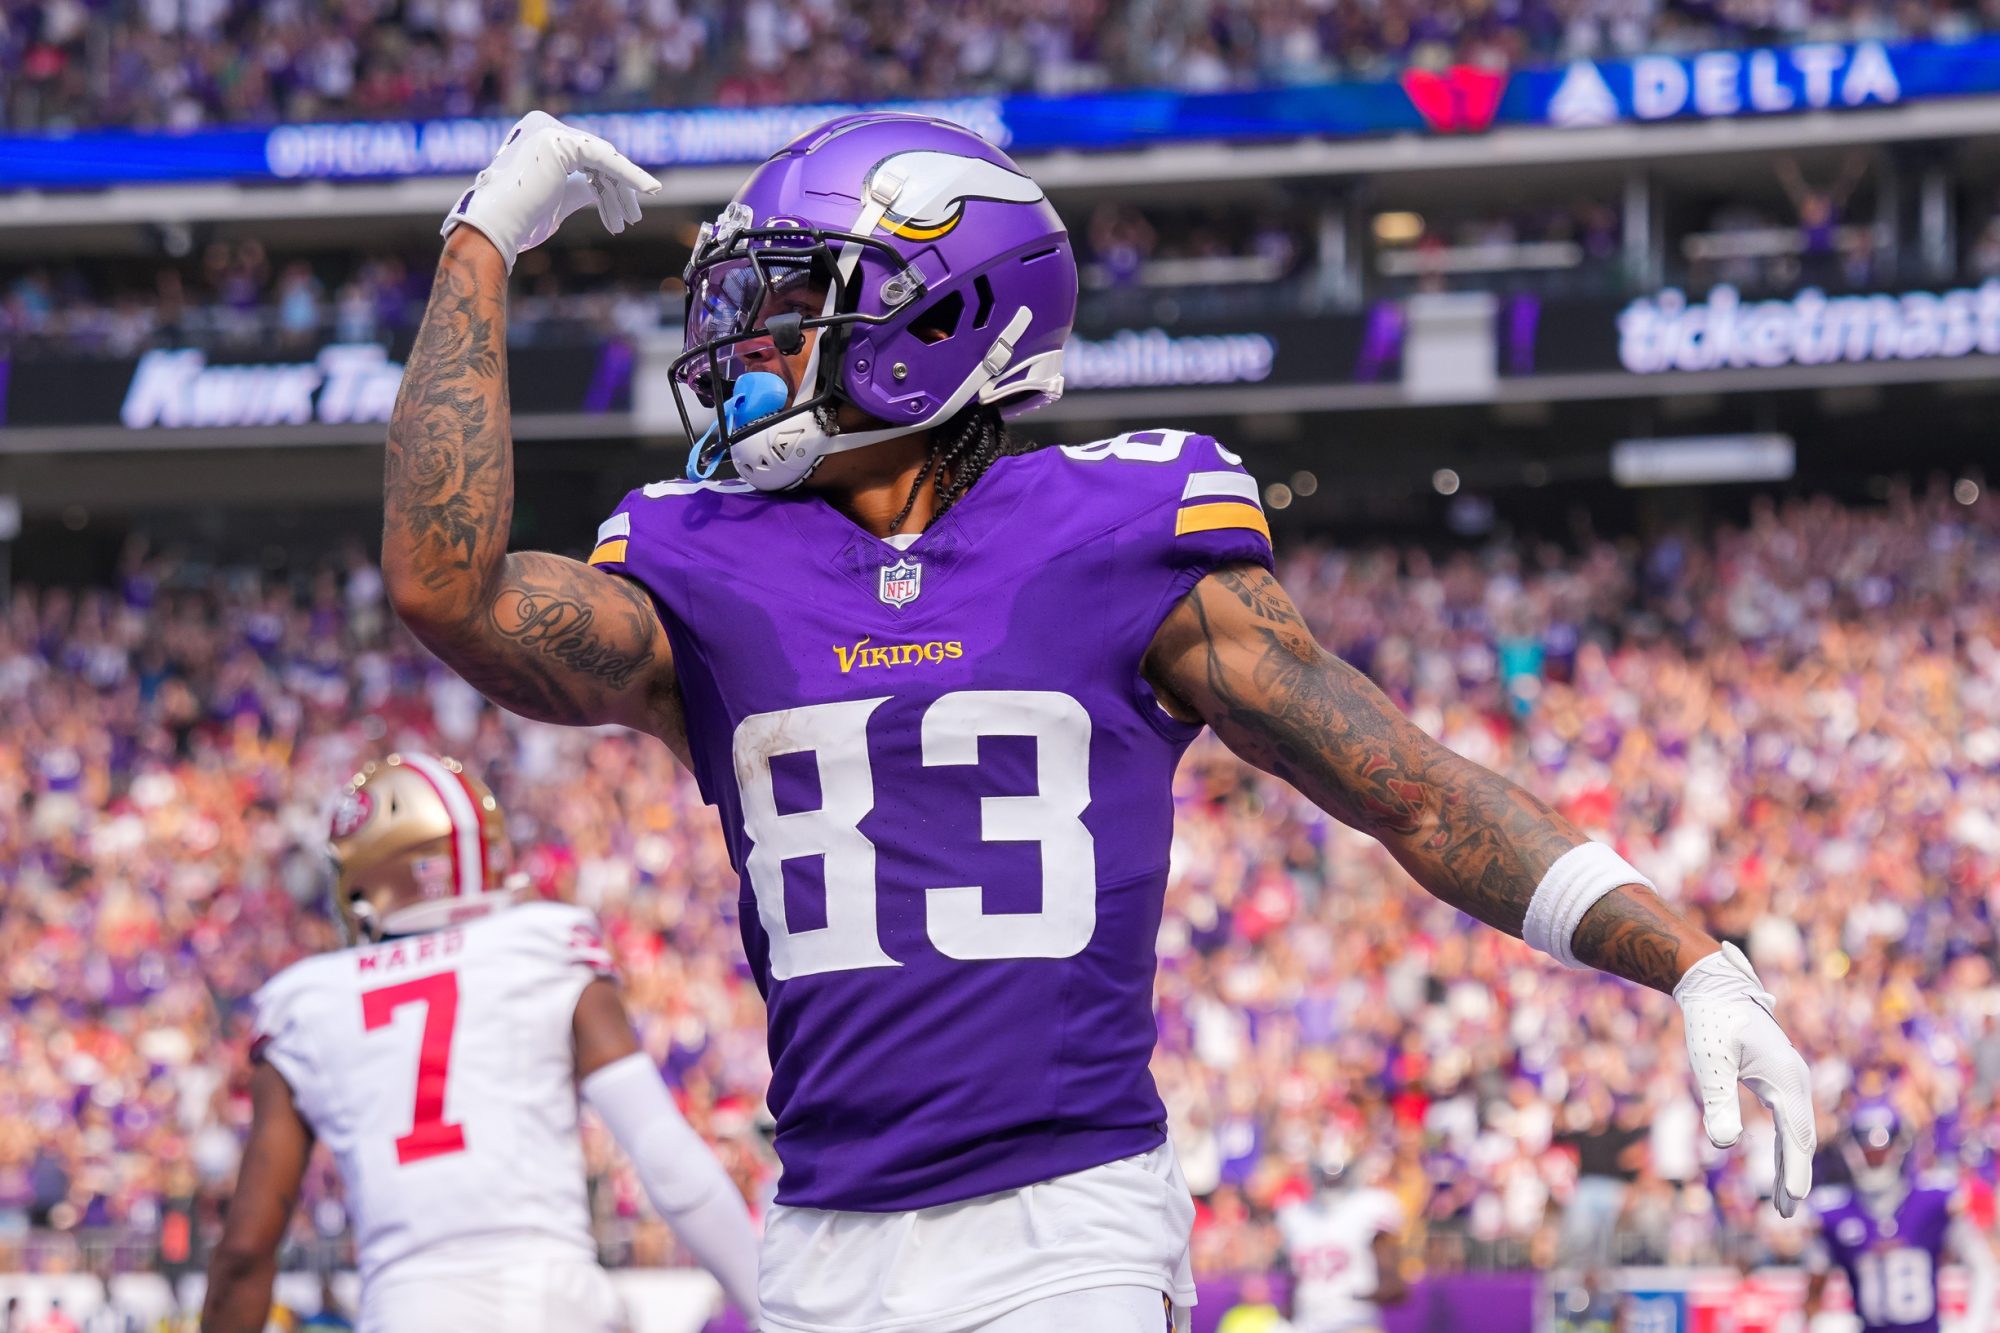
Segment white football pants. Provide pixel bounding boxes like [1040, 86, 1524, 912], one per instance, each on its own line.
[359, 1258, 626, 1333]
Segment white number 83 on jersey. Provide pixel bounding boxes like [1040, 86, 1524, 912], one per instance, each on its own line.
[731, 689, 1096, 978]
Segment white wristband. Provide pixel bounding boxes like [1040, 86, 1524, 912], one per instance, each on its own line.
[1523, 841, 1656, 969]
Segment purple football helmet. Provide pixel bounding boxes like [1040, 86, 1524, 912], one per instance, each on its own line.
[1844, 1101, 1913, 1196]
[671, 112, 1077, 490]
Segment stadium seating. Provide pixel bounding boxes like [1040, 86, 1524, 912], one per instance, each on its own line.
[4, 484, 1995, 1310]
[0, 0, 1986, 130]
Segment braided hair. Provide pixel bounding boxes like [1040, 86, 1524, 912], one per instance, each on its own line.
[885, 403, 1026, 535]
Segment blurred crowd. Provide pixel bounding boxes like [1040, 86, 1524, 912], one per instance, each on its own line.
[3, 478, 2000, 1315]
[1168, 482, 2000, 1280]
[0, 205, 1313, 358]
[1, 0, 1994, 131]
[0, 242, 676, 358]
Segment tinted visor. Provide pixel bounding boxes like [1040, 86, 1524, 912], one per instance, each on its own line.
[678, 251, 831, 404]
[663, 217, 918, 478]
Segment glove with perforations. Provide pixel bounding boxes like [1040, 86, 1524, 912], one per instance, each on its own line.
[1675, 942, 1816, 1216]
[441, 111, 660, 271]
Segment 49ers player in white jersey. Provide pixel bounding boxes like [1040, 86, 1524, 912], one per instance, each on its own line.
[1275, 1161, 1409, 1333]
[200, 754, 762, 1333]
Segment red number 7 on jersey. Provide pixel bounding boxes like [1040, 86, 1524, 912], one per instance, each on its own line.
[361, 972, 468, 1165]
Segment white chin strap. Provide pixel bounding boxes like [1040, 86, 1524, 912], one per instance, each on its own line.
[730, 304, 1032, 492]
[729, 170, 1044, 492]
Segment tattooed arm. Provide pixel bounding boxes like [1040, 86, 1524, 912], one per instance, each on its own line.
[1143, 563, 1717, 993]
[382, 228, 686, 760]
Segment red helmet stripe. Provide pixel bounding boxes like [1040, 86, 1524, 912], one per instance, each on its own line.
[444, 763, 491, 892]
[398, 754, 483, 900]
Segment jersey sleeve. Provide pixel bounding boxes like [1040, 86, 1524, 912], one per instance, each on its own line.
[249, 963, 329, 1125]
[496, 903, 619, 1021]
[1058, 427, 1275, 582]
[1361, 1187, 1406, 1237]
[1159, 433, 1276, 579]
[1054, 429, 1279, 738]
[584, 484, 685, 637]
[585, 477, 758, 604]
[583, 477, 763, 807]
[1804, 1185, 1851, 1273]
[587, 506, 636, 573]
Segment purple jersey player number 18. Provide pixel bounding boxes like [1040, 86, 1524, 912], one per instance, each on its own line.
[1815, 1179, 1954, 1331]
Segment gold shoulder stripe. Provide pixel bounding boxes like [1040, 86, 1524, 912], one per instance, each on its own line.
[1175, 502, 1271, 542]
[588, 539, 629, 566]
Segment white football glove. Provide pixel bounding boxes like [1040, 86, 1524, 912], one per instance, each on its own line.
[441, 110, 661, 272]
[1674, 942, 1816, 1216]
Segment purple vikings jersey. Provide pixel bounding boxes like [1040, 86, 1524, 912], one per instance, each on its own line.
[590, 429, 1271, 1211]
[1812, 1176, 1958, 1333]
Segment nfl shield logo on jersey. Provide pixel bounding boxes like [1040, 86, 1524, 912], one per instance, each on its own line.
[878, 559, 922, 608]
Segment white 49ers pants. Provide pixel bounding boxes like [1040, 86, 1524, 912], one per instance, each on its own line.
[359, 1258, 626, 1333]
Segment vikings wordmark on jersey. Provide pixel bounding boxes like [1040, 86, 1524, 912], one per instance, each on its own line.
[591, 429, 1271, 1212]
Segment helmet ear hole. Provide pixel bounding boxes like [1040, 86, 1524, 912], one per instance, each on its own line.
[971, 274, 995, 331]
[909, 292, 965, 345]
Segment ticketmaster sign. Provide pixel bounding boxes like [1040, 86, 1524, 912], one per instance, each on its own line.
[1616, 282, 2000, 374]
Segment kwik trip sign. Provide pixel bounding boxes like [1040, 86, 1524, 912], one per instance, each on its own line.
[1617, 281, 2000, 374]
[0, 341, 627, 432]
[120, 344, 405, 428]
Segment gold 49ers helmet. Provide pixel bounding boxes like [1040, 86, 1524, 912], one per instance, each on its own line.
[326, 753, 513, 943]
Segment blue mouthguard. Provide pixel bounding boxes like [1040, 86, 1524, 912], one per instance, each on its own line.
[685, 372, 793, 480]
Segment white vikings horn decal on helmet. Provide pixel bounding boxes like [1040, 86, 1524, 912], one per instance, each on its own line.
[866, 151, 1047, 241]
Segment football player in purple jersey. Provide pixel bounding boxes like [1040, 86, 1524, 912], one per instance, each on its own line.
[381, 110, 1818, 1333]
[1804, 1103, 1997, 1333]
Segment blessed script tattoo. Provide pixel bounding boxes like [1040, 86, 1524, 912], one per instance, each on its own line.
[1148, 564, 1713, 992]
[491, 575, 658, 693]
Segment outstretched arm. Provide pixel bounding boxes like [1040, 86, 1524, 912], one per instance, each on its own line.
[1368, 1231, 1409, 1307]
[1143, 563, 1711, 990]
[200, 1063, 313, 1333]
[382, 115, 685, 756]
[1775, 155, 1811, 210]
[1146, 564, 1816, 1212]
[1830, 150, 1870, 208]
[1802, 1268, 1828, 1318]
[382, 228, 686, 758]
[573, 979, 763, 1324]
